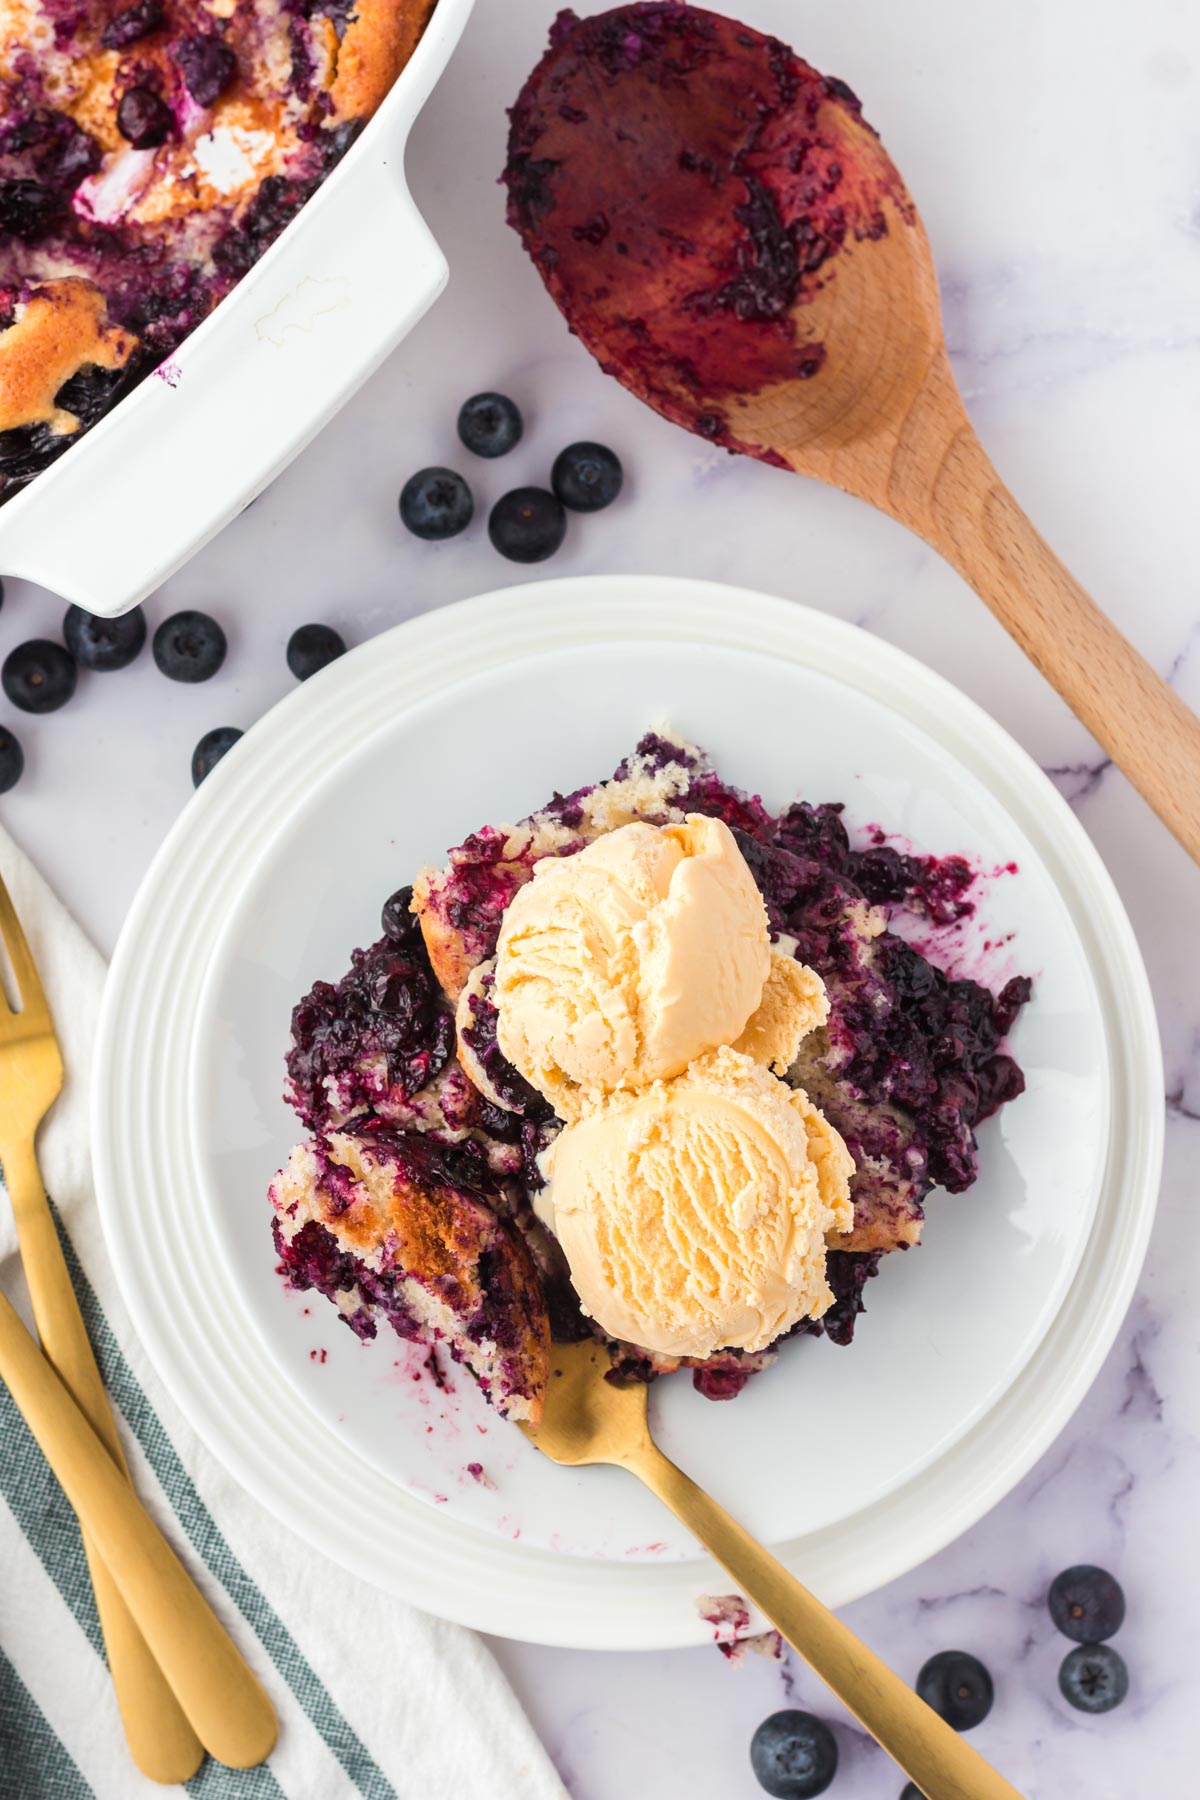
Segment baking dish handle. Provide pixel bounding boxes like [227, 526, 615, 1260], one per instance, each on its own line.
[0, 158, 448, 617]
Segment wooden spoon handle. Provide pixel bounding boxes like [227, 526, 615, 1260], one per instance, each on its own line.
[888, 360, 1200, 862]
[624, 1440, 1023, 1800]
[0, 1289, 277, 1770]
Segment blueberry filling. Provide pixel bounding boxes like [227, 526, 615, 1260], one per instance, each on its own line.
[1, 108, 101, 188]
[116, 87, 174, 150]
[459, 978, 554, 1120]
[175, 36, 238, 108]
[100, 0, 165, 49]
[287, 926, 456, 1130]
[0, 177, 62, 240]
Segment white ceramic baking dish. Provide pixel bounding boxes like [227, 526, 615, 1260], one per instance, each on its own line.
[0, 0, 475, 618]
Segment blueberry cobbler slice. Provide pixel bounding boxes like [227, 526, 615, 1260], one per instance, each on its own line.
[0, 0, 436, 499]
[270, 733, 1030, 1419]
[269, 1125, 550, 1422]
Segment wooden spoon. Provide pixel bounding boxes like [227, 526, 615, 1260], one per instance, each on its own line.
[505, 3, 1200, 861]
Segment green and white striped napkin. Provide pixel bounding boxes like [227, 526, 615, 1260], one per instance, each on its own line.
[0, 826, 565, 1800]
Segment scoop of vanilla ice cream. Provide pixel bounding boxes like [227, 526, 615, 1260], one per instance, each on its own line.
[495, 815, 799, 1115]
[734, 949, 828, 1074]
[539, 1046, 854, 1358]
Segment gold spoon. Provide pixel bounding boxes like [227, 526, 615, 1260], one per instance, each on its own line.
[505, 3, 1200, 863]
[524, 1341, 1023, 1800]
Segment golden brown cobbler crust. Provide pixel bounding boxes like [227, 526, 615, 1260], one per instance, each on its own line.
[331, 0, 438, 121]
[0, 280, 135, 434]
[320, 1135, 551, 1419]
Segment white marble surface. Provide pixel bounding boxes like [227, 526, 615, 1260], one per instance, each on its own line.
[3, 0, 1199, 1792]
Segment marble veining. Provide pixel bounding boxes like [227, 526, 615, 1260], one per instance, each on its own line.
[1, 0, 1198, 1792]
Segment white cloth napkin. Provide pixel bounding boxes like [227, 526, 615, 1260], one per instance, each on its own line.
[0, 824, 565, 1800]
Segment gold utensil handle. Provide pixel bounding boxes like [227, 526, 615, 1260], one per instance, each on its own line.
[627, 1440, 1024, 1800]
[1, 1135, 204, 1783]
[0, 1287, 277, 1771]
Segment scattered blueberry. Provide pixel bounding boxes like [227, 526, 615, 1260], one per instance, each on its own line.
[287, 622, 345, 682]
[457, 392, 524, 459]
[153, 610, 227, 683]
[399, 467, 474, 540]
[488, 486, 567, 562]
[899, 1788, 924, 1800]
[381, 883, 416, 941]
[916, 1651, 993, 1731]
[551, 440, 623, 512]
[100, 0, 164, 48]
[2, 640, 77, 714]
[0, 725, 23, 794]
[749, 1711, 838, 1798]
[116, 86, 173, 149]
[1047, 1566, 1125, 1644]
[175, 36, 237, 108]
[63, 603, 146, 672]
[1059, 1643, 1128, 1714]
[191, 726, 243, 787]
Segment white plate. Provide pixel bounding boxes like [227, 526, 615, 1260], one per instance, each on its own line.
[93, 577, 1162, 1648]
[193, 645, 1105, 1556]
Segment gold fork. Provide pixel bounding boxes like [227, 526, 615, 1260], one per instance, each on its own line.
[0, 1279, 278, 1768]
[0, 872, 274, 1777]
[522, 1341, 1025, 1800]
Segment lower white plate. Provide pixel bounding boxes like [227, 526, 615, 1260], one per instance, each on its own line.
[92, 578, 1162, 1648]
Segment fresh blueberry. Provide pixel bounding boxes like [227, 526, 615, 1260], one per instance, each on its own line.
[381, 883, 416, 942]
[1059, 1643, 1128, 1714]
[153, 610, 226, 682]
[191, 726, 242, 787]
[457, 392, 524, 459]
[287, 623, 345, 682]
[916, 1651, 993, 1731]
[2, 640, 77, 713]
[0, 724, 23, 794]
[899, 1788, 924, 1800]
[551, 440, 623, 512]
[1047, 1566, 1125, 1643]
[399, 467, 474, 540]
[101, 0, 164, 48]
[116, 87, 173, 149]
[749, 1711, 838, 1798]
[63, 603, 146, 672]
[488, 486, 567, 563]
[175, 36, 237, 108]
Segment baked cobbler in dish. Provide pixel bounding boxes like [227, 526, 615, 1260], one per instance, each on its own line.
[269, 733, 1030, 1422]
[0, 0, 436, 500]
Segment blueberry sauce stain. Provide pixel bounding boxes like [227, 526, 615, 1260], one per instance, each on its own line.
[504, 4, 913, 459]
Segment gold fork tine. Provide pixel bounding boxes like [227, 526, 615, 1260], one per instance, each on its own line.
[0, 873, 52, 1030]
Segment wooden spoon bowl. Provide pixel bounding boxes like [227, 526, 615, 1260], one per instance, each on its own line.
[506, 3, 1200, 860]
